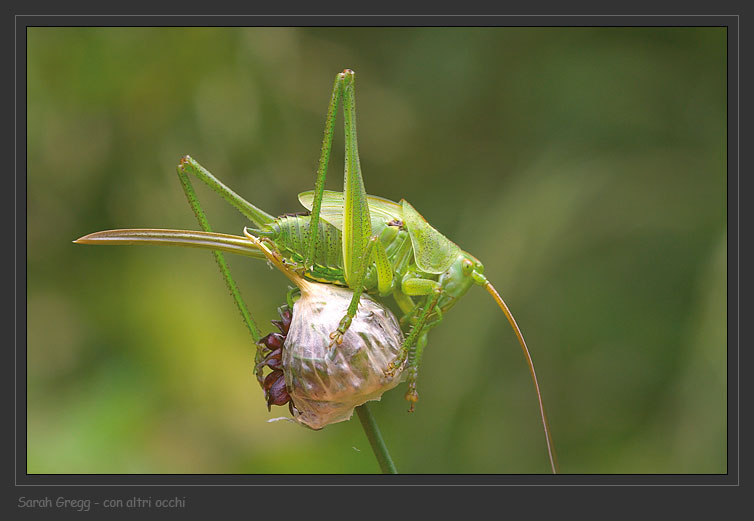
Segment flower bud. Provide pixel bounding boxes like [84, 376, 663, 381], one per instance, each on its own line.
[283, 282, 405, 430]
[244, 231, 406, 429]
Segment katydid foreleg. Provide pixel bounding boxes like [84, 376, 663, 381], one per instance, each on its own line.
[405, 332, 429, 412]
[385, 286, 443, 408]
[402, 307, 446, 410]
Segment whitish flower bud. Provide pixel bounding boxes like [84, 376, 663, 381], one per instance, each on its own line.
[245, 232, 406, 429]
[283, 282, 406, 430]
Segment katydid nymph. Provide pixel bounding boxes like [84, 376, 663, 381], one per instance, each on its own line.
[76, 69, 558, 473]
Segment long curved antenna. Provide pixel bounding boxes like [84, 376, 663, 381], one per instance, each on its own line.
[484, 281, 559, 474]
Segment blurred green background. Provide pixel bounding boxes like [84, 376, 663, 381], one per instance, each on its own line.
[26, 27, 727, 474]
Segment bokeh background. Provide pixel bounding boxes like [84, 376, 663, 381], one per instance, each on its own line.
[26, 27, 727, 474]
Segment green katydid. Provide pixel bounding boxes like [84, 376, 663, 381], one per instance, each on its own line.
[76, 69, 557, 473]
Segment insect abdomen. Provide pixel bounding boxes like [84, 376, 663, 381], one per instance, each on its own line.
[273, 215, 346, 285]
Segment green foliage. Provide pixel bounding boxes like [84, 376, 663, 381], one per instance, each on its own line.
[27, 27, 726, 473]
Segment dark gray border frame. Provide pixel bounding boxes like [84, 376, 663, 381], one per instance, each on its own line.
[14, 13, 739, 507]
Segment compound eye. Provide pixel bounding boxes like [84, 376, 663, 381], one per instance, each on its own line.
[462, 259, 474, 276]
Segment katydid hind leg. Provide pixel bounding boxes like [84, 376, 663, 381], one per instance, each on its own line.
[176, 164, 261, 343]
[328, 69, 376, 348]
[327, 235, 380, 355]
[178, 155, 275, 228]
[304, 71, 347, 268]
[340, 69, 372, 289]
[328, 230, 394, 351]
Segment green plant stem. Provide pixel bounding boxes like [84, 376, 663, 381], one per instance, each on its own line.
[356, 403, 397, 474]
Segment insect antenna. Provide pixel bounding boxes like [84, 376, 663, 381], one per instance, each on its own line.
[484, 281, 559, 474]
